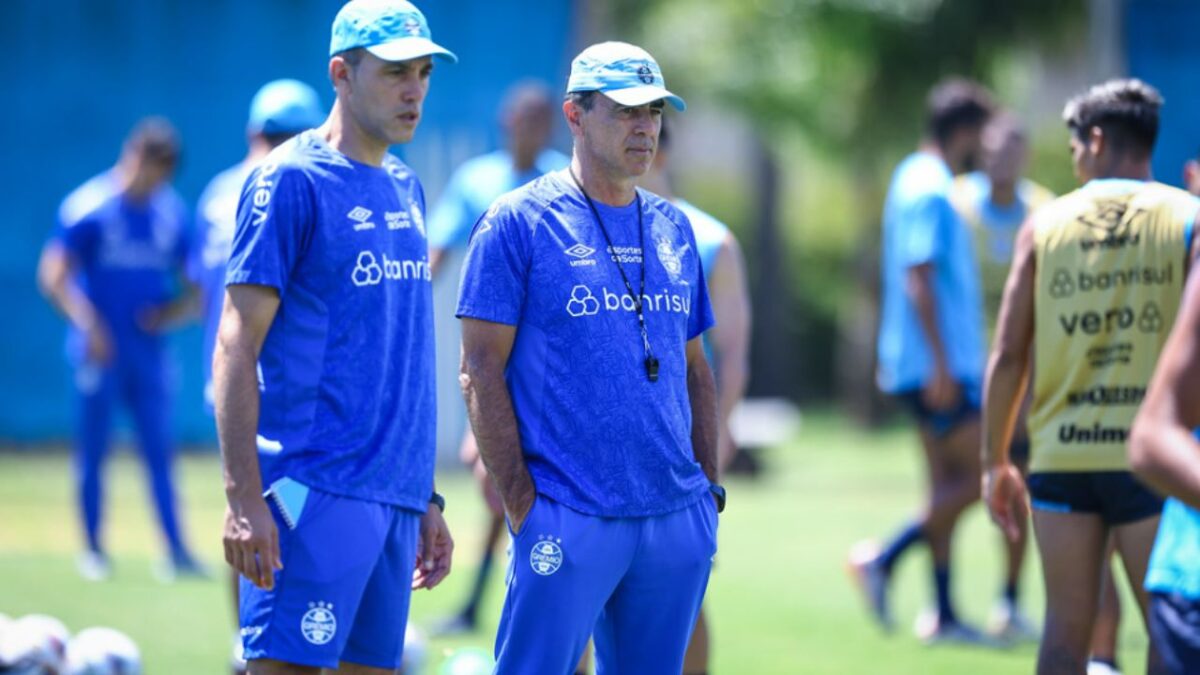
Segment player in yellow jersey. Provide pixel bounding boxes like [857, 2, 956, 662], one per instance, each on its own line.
[950, 113, 1053, 643]
[983, 78, 1200, 674]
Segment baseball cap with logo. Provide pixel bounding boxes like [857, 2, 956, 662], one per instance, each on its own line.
[566, 41, 685, 111]
[329, 0, 457, 63]
[248, 79, 324, 136]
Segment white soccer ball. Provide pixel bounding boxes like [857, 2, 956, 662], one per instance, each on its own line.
[399, 624, 427, 674]
[0, 614, 70, 674]
[65, 627, 141, 675]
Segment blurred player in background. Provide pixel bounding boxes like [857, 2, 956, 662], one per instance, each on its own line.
[214, 1, 454, 672]
[1130, 197, 1200, 675]
[37, 117, 203, 582]
[458, 41, 720, 673]
[193, 78, 323, 675]
[1184, 149, 1200, 196]
[851, 78, 995, 644]
[984, 78, 1200, 675]
[428, 80, 568, 276]
[949, 113, 1053, 642]
[641, 116, 752, 674]
[427, 80, 567, 639]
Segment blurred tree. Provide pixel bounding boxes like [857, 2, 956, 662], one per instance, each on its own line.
[607, 0, 1086, 411]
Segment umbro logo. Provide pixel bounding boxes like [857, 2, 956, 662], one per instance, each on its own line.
[348, 206, 375, 231]
[565, 243, 597, 267]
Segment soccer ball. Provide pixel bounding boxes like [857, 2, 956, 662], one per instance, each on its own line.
[437, 647, 495, 675]
[398, 624, 427, 674]
[65, 627, 141, 675]
[0, 614, 70, 674]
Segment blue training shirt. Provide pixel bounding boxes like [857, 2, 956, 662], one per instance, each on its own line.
[426, 149, 569, 252]
[56, 170, 189, 368]
[676, 198, 728, 362]
[192, 162, 254, 411]
[225, 131, 436, 511]
[1147, 497, 1200, 599]
[456, 170, 715, 518]
[877, 152, 985, 393]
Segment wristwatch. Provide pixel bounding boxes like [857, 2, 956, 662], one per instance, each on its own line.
[429, 491, 446, 513]
[709, 483, 726, 513]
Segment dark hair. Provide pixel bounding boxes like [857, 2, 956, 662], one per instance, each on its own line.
[565, 90, 598, 111]
[126, 116, 180, 164]
[1063, 78, 1162, 158]
[926, 78, 994, 145]
[658, 115, 672, 151]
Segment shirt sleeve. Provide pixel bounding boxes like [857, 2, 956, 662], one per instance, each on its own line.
[455, 200, 532, 326]
[426, 171, 472, 251]
[225, 163, 314, 292]
[56, 203, 98, 263]
[898, 192, 947, 268]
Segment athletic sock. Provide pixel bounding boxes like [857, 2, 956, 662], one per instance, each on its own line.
[934, 565, 957, 624]
[877, 522, 924, 574]
[1003, 581, 1018, 606]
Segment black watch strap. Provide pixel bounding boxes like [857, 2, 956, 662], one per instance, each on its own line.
[709, 483, 726, 513]
[429, 491, 446, 513]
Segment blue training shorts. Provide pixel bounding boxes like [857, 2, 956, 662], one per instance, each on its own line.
[239, 482, 421, 670]
[494, 494, 717, 675]
[1028, 471, 1163, 525]
[1150, 592, 1200, 675]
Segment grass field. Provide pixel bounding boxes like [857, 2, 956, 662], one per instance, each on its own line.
[0, 411, 1151, 673]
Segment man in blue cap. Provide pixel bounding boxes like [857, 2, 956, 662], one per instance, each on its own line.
[214, 2, 455, 673]
[193, 78, 324, 675]
[458, 41, 722, 673]
[37, 116, 203, 583]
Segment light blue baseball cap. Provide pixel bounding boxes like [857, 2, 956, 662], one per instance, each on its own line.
[566, 42, 685, 111]
[247, 79, 324, 136]
[329, 0, 457, 63]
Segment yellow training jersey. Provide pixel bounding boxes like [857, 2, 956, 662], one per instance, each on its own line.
[950, 173, 1055, 338]
[1028, 179, 1198, 473]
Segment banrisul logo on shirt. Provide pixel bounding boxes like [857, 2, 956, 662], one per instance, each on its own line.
[351, 251, 430, 286]
[565, 284, 690, 317]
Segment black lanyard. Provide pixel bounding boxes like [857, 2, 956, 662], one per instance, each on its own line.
[569, 169, 659, 383]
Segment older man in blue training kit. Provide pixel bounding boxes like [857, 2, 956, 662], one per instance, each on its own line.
[459, 41, 723, 674]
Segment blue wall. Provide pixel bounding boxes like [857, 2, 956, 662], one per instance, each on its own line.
[0, 0, 575, 443]
[1126, 0, 1200, 188]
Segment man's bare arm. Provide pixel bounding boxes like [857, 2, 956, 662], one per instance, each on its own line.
[687, 337, 720, 484]
[460, 317, 536, 530]
[1131, 268, 1200, 508]
[37, 241, 112, 364]
[214, 283, 281, 589]
[707, 236, 752, 470]
[906, 262, 956, 409]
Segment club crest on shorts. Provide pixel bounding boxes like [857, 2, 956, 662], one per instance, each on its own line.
[301, 602, 337, 645]
[530, 536, 564, 576]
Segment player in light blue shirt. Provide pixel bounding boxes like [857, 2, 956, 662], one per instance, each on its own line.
[640, 117, 751, 675]
[458, 41, 721, 674]
[850, 79, 996, 645]
[192, 79, 324, 414]
[1131, 238, 1200, 674]
[192, 78, 323, 675]
[214, 2, 454, 671]
[37, 117, 202, 582]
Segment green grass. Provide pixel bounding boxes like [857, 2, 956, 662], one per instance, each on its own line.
[0, 412, 1151, 673]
